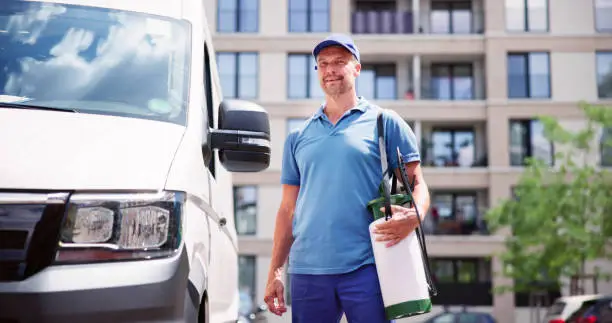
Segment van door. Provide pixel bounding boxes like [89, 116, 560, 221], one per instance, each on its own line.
[203, 41, 239, 320]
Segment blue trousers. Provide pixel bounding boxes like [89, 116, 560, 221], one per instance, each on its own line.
[290, 264, 393, 323]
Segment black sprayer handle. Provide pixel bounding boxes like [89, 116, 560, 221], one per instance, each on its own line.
[396, 147, 438, 297]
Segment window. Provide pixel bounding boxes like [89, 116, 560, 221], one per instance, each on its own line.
[217, 0, 258, 33]
[596, 52, 612, 99]
[0, 1, 191, 125]
[287, 54, 324, 99]
[430, 1, 473, 34]
[431, 258, 490, 283]
[288, 0, 330, 33]
[509, 119, 554, 166]
[595, 0, 612, 32]
[357, 64, 397, 100]
[505, 0, 548, 32]
[601, 127, 612, 167]
[507, 52, 550, 99]
[287, 118, 308, 135]
[427, 128, 476, 167]
[285, 270, 292, 306]
[238, 255, 256, 315]
[217, 52, 258, 99]
[234, 186, 257, 235]
[430, 63, 474, 100]
[204, 44, 216, 177]
[430, 192, 479, 235]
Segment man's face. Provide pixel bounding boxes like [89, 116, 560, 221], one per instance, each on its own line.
[316, 46, 361, 97]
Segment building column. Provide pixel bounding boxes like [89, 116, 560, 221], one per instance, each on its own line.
[492, 256, 516, 323]
[412, 55, 421, 99]
[484, 0, 506, 35]
[413, 120, 422, 144]
[412, 0, 420, 33]
[331, 0, 351, 33]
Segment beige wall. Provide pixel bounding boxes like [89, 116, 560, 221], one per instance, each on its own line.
[552, 52, 599, 102]
[550, 0, 596, 35]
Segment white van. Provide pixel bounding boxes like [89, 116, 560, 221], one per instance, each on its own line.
[0, 1, 270, 323]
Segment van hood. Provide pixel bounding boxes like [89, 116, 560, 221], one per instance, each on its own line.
[0, 109, 186, 191]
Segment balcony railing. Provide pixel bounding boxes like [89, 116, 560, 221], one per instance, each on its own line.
[430, 282, 493, 306]
[351, 11, 414, 34]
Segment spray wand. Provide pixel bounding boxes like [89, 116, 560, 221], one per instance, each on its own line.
[395, 146, 438, 297]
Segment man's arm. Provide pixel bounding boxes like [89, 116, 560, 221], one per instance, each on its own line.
[266, 184, 299, 283]
[395, 161, 430, 218]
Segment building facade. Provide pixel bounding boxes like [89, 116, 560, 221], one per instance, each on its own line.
[204, 0, 612, 322]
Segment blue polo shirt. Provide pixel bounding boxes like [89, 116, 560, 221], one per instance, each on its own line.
[281, 97, 420, 275]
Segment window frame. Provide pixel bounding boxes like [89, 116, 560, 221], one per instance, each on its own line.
[596, 51, 612, 99]
[430, 257, 489, 283]
[233, 185, 258, 235]
[216, 0, 259, 33]
[505, 0, 550, 32]
[287, 0, 330, 33]
[428, 127, 477, 167]
[286, 53, 322, 99]
[507, 52, 551, 99]
[430, 1, 474, 34]
[357, 63, 398, 100]
[594, 0, 612, 33]
[238, 255, 257, 307]
[430, 63, 475, 100]
[216, 51, 259, 99]
[509, 119, 555, 166]
[431, 191, 478, 222]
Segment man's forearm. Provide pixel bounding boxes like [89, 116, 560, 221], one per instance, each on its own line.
[267, 207, 294, 282]
[412, 181, 430, 218]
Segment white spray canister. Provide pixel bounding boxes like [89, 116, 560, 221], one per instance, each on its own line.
[367, 195, 433, 320]
[370, 110, 436, 320]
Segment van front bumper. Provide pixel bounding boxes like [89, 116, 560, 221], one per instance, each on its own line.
[0, 246, 194, 323]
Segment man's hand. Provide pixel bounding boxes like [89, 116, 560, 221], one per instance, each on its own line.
[374, 205, 422, 248]
[263, 268, 287, 316]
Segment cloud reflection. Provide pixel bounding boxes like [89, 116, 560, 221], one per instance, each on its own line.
[0, 2, 188, 122]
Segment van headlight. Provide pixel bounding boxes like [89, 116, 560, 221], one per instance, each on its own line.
[55, 191, 184, 263]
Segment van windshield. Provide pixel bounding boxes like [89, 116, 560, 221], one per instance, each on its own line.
[0, 1, 191, 125]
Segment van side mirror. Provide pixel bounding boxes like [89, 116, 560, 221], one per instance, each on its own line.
[210, 100, 271, 172]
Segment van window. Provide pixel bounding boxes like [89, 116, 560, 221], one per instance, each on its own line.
[203, 43, 216, 177]
[0, 1, 191, 125]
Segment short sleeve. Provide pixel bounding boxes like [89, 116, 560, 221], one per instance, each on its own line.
[383, 109, 421, 170]
[280, 131, 301, 186]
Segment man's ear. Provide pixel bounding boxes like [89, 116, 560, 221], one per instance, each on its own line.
[354, 62, 361, 76]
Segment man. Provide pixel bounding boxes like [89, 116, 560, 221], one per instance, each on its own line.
[263, 34, 430, 323]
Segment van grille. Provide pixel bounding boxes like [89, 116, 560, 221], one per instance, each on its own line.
[0, 198, 67, 282]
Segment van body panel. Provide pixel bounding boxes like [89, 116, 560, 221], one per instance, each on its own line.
[0, 0, 266, 322]
[0, 109, 185, 191]
[0, 246, 190, 323]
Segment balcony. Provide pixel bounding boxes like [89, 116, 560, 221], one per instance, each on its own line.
[422, 189, 490, 236]
[351, 0, 485, 35]
[420, 121, 488, 168]
[429, 257, 493, 306]
[351, 10, 414, 34]
[357, 55, 486, 101]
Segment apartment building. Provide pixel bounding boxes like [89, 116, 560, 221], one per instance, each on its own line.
[204, 0, 612, 322]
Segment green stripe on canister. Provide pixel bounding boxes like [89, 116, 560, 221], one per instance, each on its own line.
[384, 298, 432, 320]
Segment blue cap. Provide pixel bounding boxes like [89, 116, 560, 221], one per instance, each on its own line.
[312, 34, 360, 62]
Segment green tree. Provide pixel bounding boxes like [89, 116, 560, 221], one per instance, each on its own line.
[486, 102, 612, 294]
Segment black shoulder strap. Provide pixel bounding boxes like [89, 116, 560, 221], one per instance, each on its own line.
[376, 110, 398, 220]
